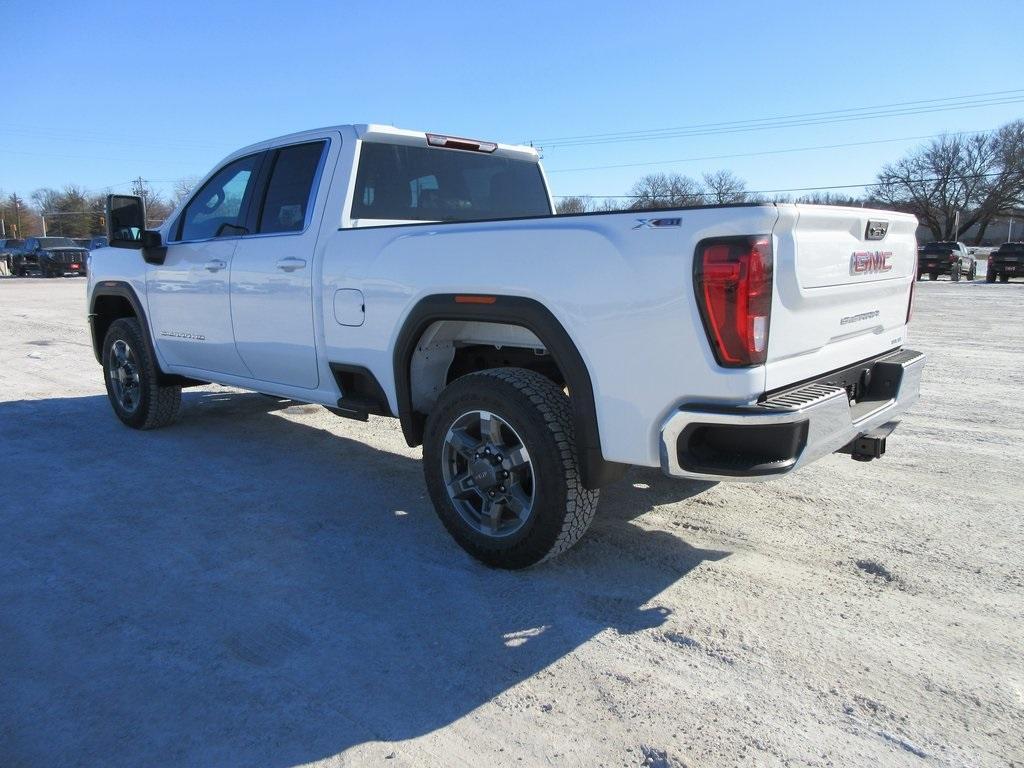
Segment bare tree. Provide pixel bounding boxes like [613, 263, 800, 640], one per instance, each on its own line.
[172, 176, 200, 207]
[701, 170, 748, 204]
[556, 196, 591, 215]
[628, 173, 704, 209]
[873, 122, 1024, 242]
[129, 177, 173, 226]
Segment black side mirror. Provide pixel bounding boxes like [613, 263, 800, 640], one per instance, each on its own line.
[106, 195, 146, 248]
[105, 194, 166, 265]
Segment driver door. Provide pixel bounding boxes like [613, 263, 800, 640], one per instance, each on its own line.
[147, 153, 265, 376]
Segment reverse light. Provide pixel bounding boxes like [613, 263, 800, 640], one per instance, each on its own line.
[693, 235, 774, 367]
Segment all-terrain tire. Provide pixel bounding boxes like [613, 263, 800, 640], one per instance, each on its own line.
[102, 317, 181, 430]
[423, 367, 600, 569]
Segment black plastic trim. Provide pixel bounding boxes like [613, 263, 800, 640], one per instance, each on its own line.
[340, 201, 768, 232]
[328, 363, 392, 418]
[677, 420, 808, 477]
[392, 294, 627, 489]
[761, 347, 905, 405]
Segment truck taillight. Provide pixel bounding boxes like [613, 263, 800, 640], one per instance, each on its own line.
[906, 277, 915, 324]
[693, 235, 773, 367]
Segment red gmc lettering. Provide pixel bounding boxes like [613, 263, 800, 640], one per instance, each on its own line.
[851, 251, 893, 274]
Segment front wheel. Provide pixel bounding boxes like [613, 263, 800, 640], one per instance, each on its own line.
[423, 367, 599, 569]
[967, 263, 976, 280]
[102, 317, 181, 429]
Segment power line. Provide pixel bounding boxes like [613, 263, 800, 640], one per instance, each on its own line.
[553, 171, 1007, 199]
[545, 129, 989, 174]
[528, 90, 1024, 149]
[528, 88, 1024, 144]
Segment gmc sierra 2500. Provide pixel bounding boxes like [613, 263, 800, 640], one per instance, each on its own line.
[89, 124, 925, 568]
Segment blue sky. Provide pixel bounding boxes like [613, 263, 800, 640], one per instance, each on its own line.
[2, 0, 1023, 202]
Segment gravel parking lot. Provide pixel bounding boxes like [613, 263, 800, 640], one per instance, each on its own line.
[1, 276, 1021, 767]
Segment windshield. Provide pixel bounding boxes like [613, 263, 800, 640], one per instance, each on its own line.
[351, 141, 551, 223]
[37, 237, 77, 248]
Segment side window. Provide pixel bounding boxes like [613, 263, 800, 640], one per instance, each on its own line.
[257, 141, 326, 234]
[179, 154, 261, 241]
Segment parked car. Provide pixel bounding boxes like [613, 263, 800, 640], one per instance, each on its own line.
[917, 241, 976, 281]
[986, 241, 1024, 283]
[13, 236, 90, 277]
[0, 238, 26, 273]
[74, 236, 110, 250]
[89, 124, 924, 568]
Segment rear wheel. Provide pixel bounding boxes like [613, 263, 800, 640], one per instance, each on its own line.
[986, 268, 997, 283]
[929, 272, 938, 281]
[1000, 274, 1010, 283]
[951, 264, 961, 282]
[102, 317, 181, 430]
[423, 367, 599, 569]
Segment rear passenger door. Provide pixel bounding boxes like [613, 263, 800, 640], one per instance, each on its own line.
[229, 139, 331, 389]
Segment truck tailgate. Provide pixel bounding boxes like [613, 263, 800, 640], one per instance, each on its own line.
[765, 204, 917, 391]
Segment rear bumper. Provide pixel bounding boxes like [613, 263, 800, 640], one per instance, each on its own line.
[660, 348, 925, 481]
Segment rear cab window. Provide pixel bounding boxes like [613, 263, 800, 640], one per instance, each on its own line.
[257, 141, 327, 234]
[350, 140, 551, 224]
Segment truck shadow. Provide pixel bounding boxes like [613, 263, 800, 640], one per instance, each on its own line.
[0, 391, 728, 767]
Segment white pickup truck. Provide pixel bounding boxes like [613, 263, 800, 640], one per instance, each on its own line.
[90, 124, 924, 568]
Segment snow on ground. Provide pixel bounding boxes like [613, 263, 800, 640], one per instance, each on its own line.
[0, 277, 1022, 767]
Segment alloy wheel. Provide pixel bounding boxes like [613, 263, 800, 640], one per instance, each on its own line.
[441, 410, 536, 538]
[107, 339, 141, 414]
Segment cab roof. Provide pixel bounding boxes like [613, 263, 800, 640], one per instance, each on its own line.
[229, 124, 541, 163]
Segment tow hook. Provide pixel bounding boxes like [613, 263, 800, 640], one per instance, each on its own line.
[838, 422, 898, 462]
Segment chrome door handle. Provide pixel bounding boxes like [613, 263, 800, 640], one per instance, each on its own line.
[204, 259, 227, 272]
[276, 258, 307, 272]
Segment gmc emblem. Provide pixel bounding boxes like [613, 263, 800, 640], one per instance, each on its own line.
[850, 250, 893, 274]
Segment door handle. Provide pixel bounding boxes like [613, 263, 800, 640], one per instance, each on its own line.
[204, 259, 227, 272]
[276, 258, 307, 272]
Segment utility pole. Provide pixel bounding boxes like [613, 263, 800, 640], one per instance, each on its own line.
[953, 209, 960, 240]
[1009, 216, 1015, 242]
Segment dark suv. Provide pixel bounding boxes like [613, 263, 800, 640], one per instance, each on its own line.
[12, 236, 90, 277]
[0, 238, 26, 274]
[73, 236, 109, 250]
[986, 242, 1024, 283]
[917, 241, 976, 281]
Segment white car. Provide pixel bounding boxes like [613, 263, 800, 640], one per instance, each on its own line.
[88, 124, 925, 568]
